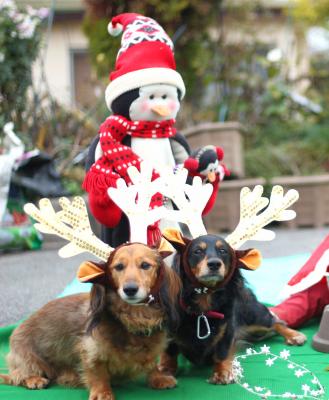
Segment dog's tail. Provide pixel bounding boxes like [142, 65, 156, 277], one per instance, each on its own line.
[0, 374, 13, 385]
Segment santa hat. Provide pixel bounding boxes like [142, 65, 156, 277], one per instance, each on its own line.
[105, 13, 186, 110]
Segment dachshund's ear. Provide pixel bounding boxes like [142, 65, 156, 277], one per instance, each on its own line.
[236, 249, 262, 270]
[77, 261, 106, 283]
[162, 228, 191, 253]
[87, 284, 107, 334]
[156, 238, 175, 259]
[159, 265, 182, 330]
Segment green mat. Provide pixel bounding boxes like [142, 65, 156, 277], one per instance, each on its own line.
[0, 321, 328, 399]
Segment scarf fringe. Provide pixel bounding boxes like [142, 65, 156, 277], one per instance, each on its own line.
[147, 223, 162, 247]
[83, 170, 119, 198]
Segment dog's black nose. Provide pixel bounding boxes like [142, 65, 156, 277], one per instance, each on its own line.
[207, 258, 221, 271]
[123, 284, 139, 297]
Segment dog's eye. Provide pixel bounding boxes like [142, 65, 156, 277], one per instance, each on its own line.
[218, 248, 227, 255]
[140, 262, 151, 270]
[114, 263, 125, 271]
[194, 248, 203, 255]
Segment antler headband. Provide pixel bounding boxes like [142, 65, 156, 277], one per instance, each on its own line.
[24, 162, 299, 262]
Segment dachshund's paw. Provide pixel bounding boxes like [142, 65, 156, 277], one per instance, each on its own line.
[89, 390, 115, 400]
[24, 376, 49, 389]
[149, 374, 177, 390]
[285, 331, 307, 346]
[208, 370, 235, 385]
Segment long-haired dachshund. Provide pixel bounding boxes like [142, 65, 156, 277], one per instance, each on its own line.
[158, 229, 306, 385]
[0, 242, 181, 400]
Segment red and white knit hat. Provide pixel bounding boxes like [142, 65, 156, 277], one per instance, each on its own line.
[105, 13, 186, 110]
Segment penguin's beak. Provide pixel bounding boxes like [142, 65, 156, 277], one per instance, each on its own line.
[151, 105, 170, 117]
[207, 171, 217, 183]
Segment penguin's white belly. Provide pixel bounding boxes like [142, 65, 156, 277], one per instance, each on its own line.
[131, 137, 175, 169]
[131, 137, 180, 236]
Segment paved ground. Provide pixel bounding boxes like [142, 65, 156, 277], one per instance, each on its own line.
[0, 227, 328, 326]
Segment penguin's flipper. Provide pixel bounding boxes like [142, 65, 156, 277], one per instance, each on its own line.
[170, 132, 191, 164]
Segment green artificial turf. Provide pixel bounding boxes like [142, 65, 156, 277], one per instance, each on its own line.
[0, 321, 328, 400]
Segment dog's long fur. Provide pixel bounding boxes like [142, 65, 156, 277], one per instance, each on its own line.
[1, 243, 181, 400]
[159, 233, 306, 384]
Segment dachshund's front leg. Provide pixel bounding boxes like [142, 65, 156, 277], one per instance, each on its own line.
[208, 337, 235, 385]
[148, 366, 177, 390]
[158, 342, 179, 377]
[83, 359, 114, 400]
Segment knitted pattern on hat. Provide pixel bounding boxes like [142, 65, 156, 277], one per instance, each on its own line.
[105, 13, 185, 109]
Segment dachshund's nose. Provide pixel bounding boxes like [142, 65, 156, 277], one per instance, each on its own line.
[207, 258, 221, 271]
[123, 283, 139, 297]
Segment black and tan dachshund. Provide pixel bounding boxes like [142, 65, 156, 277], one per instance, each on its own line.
[159, 229, 306, 385]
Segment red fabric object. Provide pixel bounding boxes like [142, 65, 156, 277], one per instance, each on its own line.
[202, 175, 220, 216]
[270, 279, 329, 328]
[183, 158, 199, 172]
[111, 41, 176, 82]
[147, 223, 162, 247]
[88, 195, 122, 229]
[221, 163, 231, 177]
[108, 14, 175, 81]
[288, 235, 329, 286]
[110, 13, 141, 32]
[105, 14, 185, 109]
[215, 146, 224, 161]
[184, 161, 229, 216]
[83, 115, 176, 228]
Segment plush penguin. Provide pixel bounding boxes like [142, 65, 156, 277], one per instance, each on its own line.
[84, 13, 190, 247]
[183, 145, 230, 215]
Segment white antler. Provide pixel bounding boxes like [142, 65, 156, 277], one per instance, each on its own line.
[225, 185, 299, 249]
[158, 166, 213, 238]
[24, 197, 113, 261]
[108, 162, 167, 243]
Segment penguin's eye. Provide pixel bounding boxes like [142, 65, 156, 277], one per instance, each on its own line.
[162, 94, 167, 99]
[149, 95, 155, 100]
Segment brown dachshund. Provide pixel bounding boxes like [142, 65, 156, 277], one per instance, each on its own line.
[0, 242, 181, 400]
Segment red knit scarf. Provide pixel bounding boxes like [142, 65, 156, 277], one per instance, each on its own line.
[83, 115, 176, 244]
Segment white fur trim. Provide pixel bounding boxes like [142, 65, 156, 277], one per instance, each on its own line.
[108, 22, 123, 36]
[280, 249, 329, 299]
[105, 68, 186, 110]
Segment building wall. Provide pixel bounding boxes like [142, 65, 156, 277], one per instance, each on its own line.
[33, 17, 89, 107]
[32, 6, 310, 109]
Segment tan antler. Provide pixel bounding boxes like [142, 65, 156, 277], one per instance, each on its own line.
[24, 197, 113, 261]
[225, 185, 299, 249]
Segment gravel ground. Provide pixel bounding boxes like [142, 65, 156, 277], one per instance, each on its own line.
[0, 227, 328, 326]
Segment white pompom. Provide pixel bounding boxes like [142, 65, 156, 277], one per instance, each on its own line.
[108, 22, 123, 36]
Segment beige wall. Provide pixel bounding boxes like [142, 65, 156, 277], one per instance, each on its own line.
[33, 6, 309, 108]
[33, 18, 88, 106]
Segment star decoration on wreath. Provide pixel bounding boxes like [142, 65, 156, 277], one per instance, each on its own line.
[232, 346, 325, 399]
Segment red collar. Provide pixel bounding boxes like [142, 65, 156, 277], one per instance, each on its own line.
[179, 297, 224, 320]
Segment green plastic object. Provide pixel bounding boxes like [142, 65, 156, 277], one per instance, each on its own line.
[0, 225, 42, 252]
